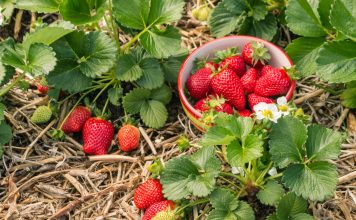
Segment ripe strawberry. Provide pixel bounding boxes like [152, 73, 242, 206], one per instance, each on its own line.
[254, 68, 291, 97]
[30, 106, 52, 124]
[215, 47, 245, 77]
[258, 65, 273, 77]
[242, 42, 271, 67]
[37, 77, 48, 94]
[118, 124, 140, 152]
[186, 67, 212, 100]
[194, 95, 234, 114]
[194, 98, 209, 112]
[241, 68, 257, 93]
[211, 68, 246, 110]
[238, 109, 252, 117]
[82, 118, 114, 155]
[248, 93, 274, 110]
[142, 200, 175, 220]
[61, 106, 91, 134]
[134, 179, 164, 210]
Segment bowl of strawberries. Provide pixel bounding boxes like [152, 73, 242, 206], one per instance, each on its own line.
[178, 35, 295, 131]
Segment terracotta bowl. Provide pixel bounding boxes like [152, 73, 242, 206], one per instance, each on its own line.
[178, 35, 295, 132]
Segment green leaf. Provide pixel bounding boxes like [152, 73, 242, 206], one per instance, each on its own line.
[190, 146, 221, 174]
[22, 21, 75, 53]
[0, 145, 3, 158]
[306, 124, 342, 161]
[286, 37, 325, 76]
[286, 0, 327, 37]
[140, 100, 168, 128]
[0, 103, 4, 121]
[160, 54, 186, 83]
[227, 135, 263, 167]
[233, 201, 255, 220]
[0, 0, 15, 24]
[214, 115, 254, 141]
[257, 180, 285, 206]
[292, 213, 315, 220]
[147, 0, 185, 25]
[59, 0, 106, 25]
[116, 53, 143, 81]
[269, 117, 307, 168]
[251, 1, 268, 21]
[330, 0, 356, 41]
[150, 84, 172, 104]
[210, 188, 238, 211]
[0, 64, 15, 86]
[316, 40, 356, 83]
[27, 43, 57, 76]
[266, 213, 278, 220]
[16, 0, 59, 13]
[136, 58, 164, 89]
[108, 87, 123, 106]
[140, 26, 182, 58]
[123, 88, 151, 114]
[200, 126, 236, 146]
[341, 87, 356, 108]
[282, 161, 338, 201]
[244, 14, 278, 41]
[276, 192, 308, 220]
[0, 122, 12, 144]
[318, 0, 333, 30]
[112, 0, 150, 29]
[186, 173, 218, 197]
[223, 0, 247, 14]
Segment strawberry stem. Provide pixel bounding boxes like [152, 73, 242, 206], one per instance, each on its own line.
[175, 198, 209, 214]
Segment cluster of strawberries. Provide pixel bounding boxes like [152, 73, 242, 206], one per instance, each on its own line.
[61, 106, 141, 155]
[134, 179, 175, 220]
[186, 41, 292, 117]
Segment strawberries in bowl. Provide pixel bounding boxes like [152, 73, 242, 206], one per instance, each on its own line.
[179, 36, 295, 131]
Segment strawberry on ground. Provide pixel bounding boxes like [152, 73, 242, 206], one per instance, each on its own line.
[134, 179, 164, 210]
[82, 118, 114, 155]
[242, 42, 271, 67]
[118, 124, 140, 152]
[61, 106, 91, 134]
[211, 68, 246, 110]
[254, 67, 291, 97]
[30, 106, 52, 124]
[238, 109, 252, 117]
[248, 93, 274, 111]
[215, 47, 246, 77]
[37, 84, 48, 94]
[142, 200, 175, 220]
[241, 68, 257, 93]
[186, 67, 212, 100]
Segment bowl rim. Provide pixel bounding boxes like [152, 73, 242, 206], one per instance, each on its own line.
[178, 35, 295, 119]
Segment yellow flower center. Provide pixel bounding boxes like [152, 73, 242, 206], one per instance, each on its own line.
[262, 110, 273, 119]
[278, 105, 288, 112]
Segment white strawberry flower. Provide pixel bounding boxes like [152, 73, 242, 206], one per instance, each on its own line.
[268, 167, 278, 176]
[254, 102, 282, 123]
[0, 7, 4, 27]
[277, 96, 290, 116]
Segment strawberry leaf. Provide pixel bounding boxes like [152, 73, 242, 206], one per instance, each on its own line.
[269, 117, 307, 168]
[0, 122, 12, 145]
[0, 61, 15, 86]
[112, 0, 150, 30]
[200, 126, 236, 146]
[108, 88, 123, 106]
[116, 53, 143, 82]
[285, 0, 327, 37]
[276, 193, 308, 219]
[59, 0, 107, 25]
[330, 0, 356, 41]
[341, 83, 356, 108]
[123, 88, 151, 114]
[160, 55, 186, 83]
[227, 135, 263, 167]
[136, 58, 164, 89]
[282, 162, 338, 201]
[291, 213, 315, 220]
[257, 180, 285, 207]
[140, 100, 168, 128]
[0, 103, 5, 121]
[16, 0, 60, 13]
[150, 84, 172, 105]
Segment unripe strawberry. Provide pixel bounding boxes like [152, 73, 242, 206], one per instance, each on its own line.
[30, 106, 52, 124]
[118, 124, 140, 152]
[61, 106, 91, 134]
[134, 179, 164, 210]
[192, 5, 212, 21]
[152, 210, 176, 220]
[82, 118, 114, 155]
[142, 200, 175, 220]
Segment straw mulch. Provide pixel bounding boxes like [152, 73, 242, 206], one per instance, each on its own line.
[0, 2, 355, 219]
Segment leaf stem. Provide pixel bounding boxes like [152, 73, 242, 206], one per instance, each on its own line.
[220, 172, 246, 184]
[176, 198, 209, 214]
[92, 79, 115, 103]
[107, 0, 121, 52]
[101, 97, 110, 116]
[219, 176, 242, 190]
[255, 161, 273, 185]
[264, 173, 283, 181]
[0, 73, 25, 97]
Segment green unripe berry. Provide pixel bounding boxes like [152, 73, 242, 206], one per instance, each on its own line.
[31, 106, 52, 124]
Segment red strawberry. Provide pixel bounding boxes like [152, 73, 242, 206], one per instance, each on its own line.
[134, 179, 164, 210]
[211, 68, 246, 110]
[238, 109, 252, 117]
[248, 93, 274, 111]
[216, 102, 234, 114]
[258, 65, 273, 77]
[219, 56, 246, 77]
[37, 84, 48, 94]
[186, 67, 212, 100]
[142, 200, 175, 220]
[61, 106, 91, 134]
[242, 42, 271, 67]
[241, 68, 257, 93]
[254, 68, 291, 97]
[82, 118, 114, 155]
[194, 95, 233, 114]
[194, 98, 210, 112]
[118, 124, 140, 152]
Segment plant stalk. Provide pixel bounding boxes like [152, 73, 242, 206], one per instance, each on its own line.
[0, 73, 25, 97]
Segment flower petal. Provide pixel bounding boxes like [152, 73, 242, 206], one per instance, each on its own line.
[277, 96, 287, 105]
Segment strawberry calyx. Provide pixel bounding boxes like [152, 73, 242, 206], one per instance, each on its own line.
[249, 41, 271, 66]
[214, 47, 239, 63]
[283, 65, 299, 80]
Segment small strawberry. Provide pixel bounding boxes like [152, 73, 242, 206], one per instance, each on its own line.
[37, 78, 49, 94]
[215, 48, 245, 77]
[254, 68, 291, 97]
[248, 93, 274, 110]
[242, 42, 271, 67]
[134, 179, 164, 210]
[142, 200, 175, 220]
[118, 124, 140, 152]
[211, 68, 246, 110]
[61, 106, 91, 134]
[186, 67, 212, 100]
[30, 106, 52, 124]
[238, 109, 252, 117]
[82, 118, 114, 155]
[192, 5, 212, 21]
[241, 68, 257, 93]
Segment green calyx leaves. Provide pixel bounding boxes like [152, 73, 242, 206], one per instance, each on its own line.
[208, 0, 277, 40]
[123, 85, 172, 128]
[160, 146, 221, 200]
[269, 117, 343, 201]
